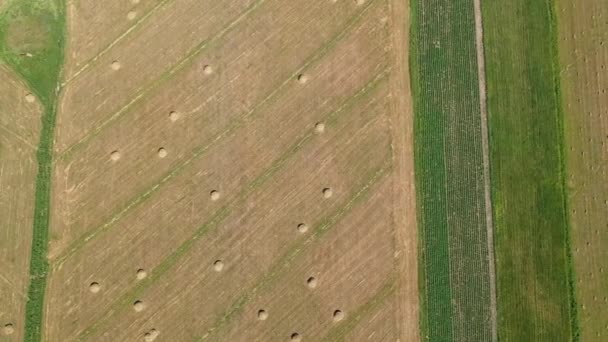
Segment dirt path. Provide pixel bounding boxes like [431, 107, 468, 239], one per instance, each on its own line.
[388, 0, 419, 340]
[472, 0, 498, 340]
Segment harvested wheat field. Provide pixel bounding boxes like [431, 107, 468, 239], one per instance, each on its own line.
[1, 0, 418, 341]
[557, 0, 608, 340]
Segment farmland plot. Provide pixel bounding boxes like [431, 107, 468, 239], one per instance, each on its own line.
[482, 0, 577, 340]
[556, 0, 608, 340]
[411, 0, 495, 340]
[0, 0, 420, 341]
[0, 0, 65, 341]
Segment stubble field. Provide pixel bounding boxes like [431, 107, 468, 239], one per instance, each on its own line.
[557, 0, 608, 340]
[0, 0, 419, 341]
[0, 64, 42, 342]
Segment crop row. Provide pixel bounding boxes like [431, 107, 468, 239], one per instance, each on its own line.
[411, 0, 494, 340]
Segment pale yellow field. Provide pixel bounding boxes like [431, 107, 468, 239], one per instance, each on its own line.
[0, 64, 42, 341]
[557, 0, 608, 340]
[0, 0, 417, 341]
[63, 0, 165, 78]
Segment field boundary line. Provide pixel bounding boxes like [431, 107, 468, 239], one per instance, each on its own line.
[386, 0, 418, 339]
[198, 162, 393, 341]
[63, 0, 174, 84]
[472, 0, 498, 340]
[548, 1, 579, 338]
[52, 0, 383, 266]
[74, 77, 390, 340]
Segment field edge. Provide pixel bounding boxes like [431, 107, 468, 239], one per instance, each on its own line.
[549, 0, 580, 338]
[387, 0, 420, 340]
[0, 0, 67, 341]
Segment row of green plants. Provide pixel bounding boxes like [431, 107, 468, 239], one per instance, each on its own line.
[410, 0, 494, 340]
[411, 0, 580, 340]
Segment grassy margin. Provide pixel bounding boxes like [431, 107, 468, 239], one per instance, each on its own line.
[482, 0, 578, 339]
[410, 0, 496, 340]
[0, 0, 66, 341]
[407, 0, 429, 337]
[547, 0, 580, 339]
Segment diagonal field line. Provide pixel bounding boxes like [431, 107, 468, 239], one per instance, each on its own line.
[58, 0, 269, 159]
[63, 0, 175, 85]
[198, 162, 393, 342]
[75, 72, 390, 341]
[0, 273, 28, 300]
[0, 124, 36, 150]
[472, 0, 497, 340]
[52, 0, 382, 266]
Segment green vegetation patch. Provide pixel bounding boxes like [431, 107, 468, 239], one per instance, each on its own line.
[410, 0, 494, 340]
[0, 0, 64, 105]
[0, 1, 65, 341]
[482, 0, 578, 340]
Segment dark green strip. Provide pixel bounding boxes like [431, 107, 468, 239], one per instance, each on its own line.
[410, 0, 453, 339]
[411, 0, 494, 340]
[0, 0, 66, 341]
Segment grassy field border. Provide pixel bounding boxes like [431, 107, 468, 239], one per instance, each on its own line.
[482, 0, 579, 339]
[0, 0, 66, 341]
[547, 0, 580, 338]
[406, 0, 429, 337]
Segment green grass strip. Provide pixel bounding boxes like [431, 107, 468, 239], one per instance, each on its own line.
[482, 0, 579, 340]
[0, 0, 66, 341]
[548, 2, 579, 339]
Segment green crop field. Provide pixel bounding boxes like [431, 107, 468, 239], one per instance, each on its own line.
[411, 0, 494, 340]
[482, 0, 577, 341]
[412, 0, 583, 340]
